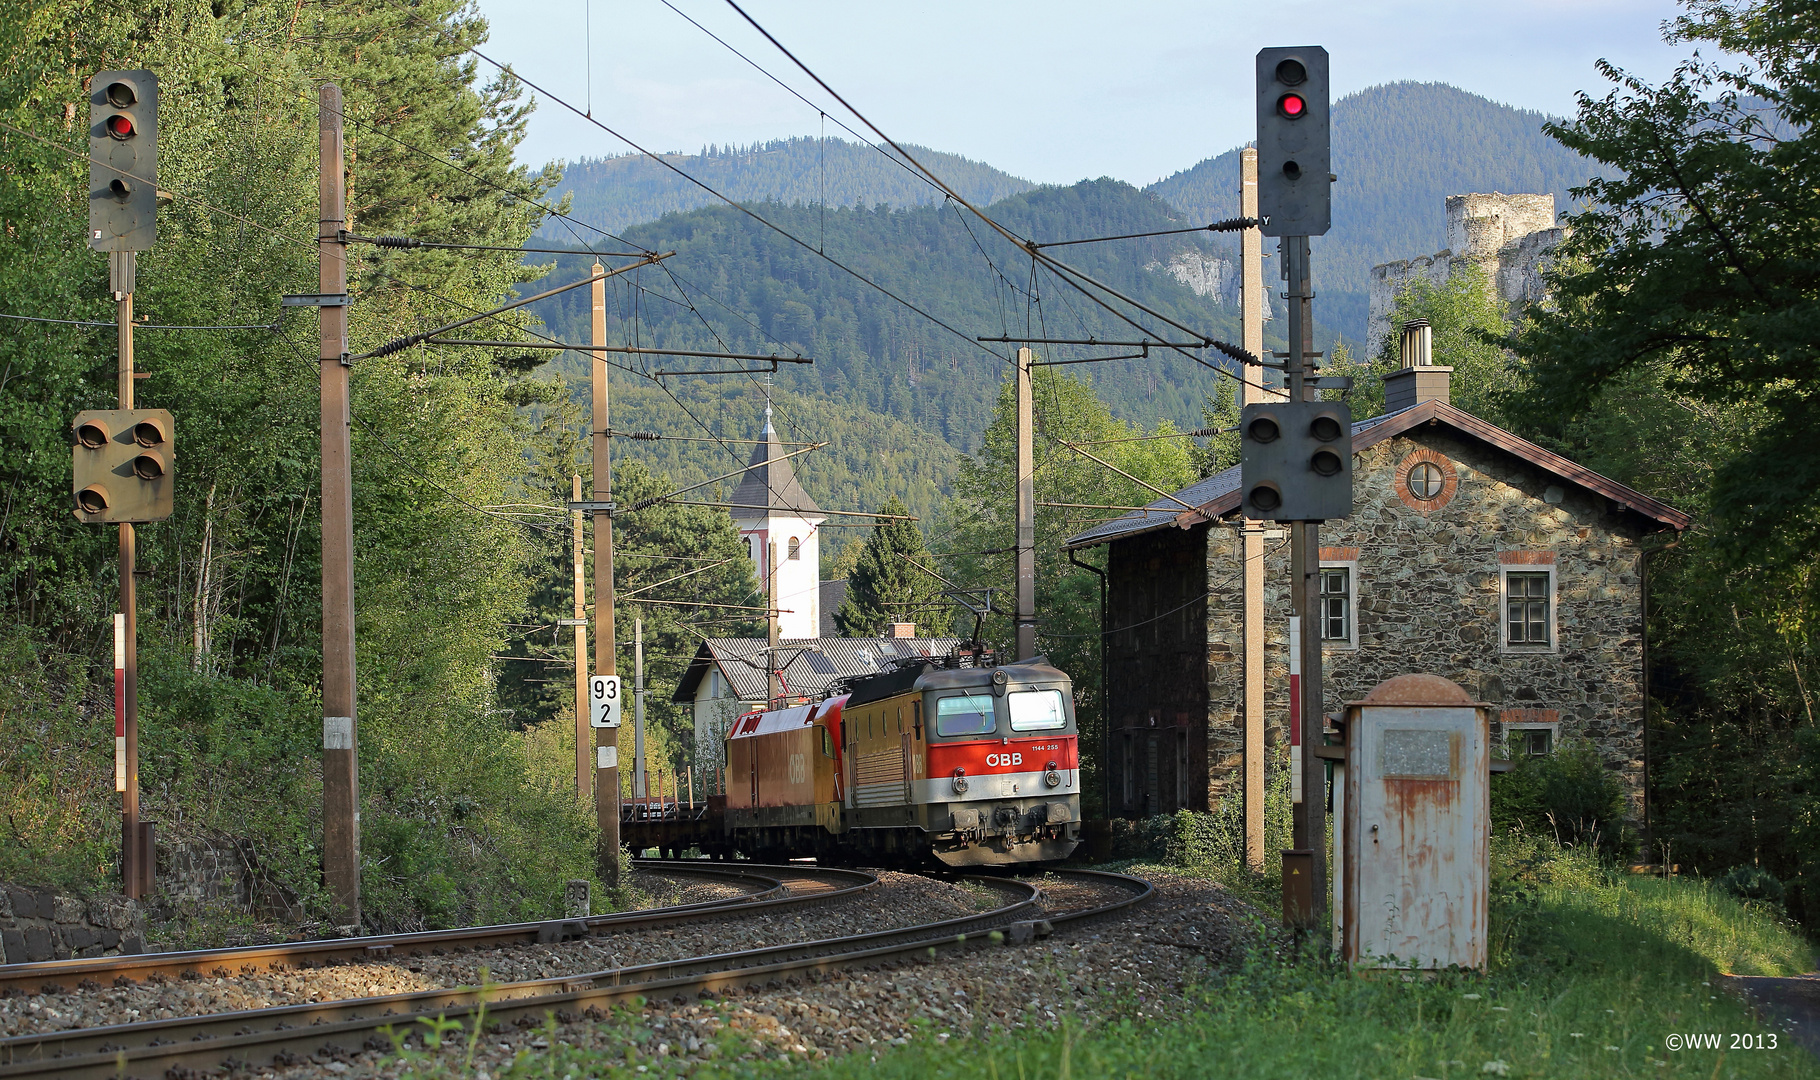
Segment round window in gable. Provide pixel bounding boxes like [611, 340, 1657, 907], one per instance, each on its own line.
[1407, 461, 1444, 500]
[1395, 449, 1458, 512]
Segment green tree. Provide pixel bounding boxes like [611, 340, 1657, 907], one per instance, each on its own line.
[835, 496, 945, 636]
[1355, 265, 1517, 422]
[1515, 0, 1820, 569]
[0, 0, 634, 926]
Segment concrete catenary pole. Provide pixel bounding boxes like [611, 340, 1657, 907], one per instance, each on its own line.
[1015, 346, 1036, 661]
[319, 84, 361, 928]
[113, 248, 142, 898]
[1239, 147, 1270, 873]
[572, 474, 589, 798]
[590, 261, 620, 886]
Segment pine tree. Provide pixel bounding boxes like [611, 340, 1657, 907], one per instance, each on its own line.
[835, 497, 945, 636]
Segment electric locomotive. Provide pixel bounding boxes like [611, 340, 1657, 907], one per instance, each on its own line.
[721, 652, 1080, 867]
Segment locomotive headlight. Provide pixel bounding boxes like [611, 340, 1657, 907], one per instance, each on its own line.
[951, 768, 968, 795]
[1044, 761, 1061, 788]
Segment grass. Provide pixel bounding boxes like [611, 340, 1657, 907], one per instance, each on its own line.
[454, 832, 1814, 1080]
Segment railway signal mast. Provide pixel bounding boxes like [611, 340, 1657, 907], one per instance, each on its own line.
[77, 70, 166, 900]
[1243, 46, 1349, 931]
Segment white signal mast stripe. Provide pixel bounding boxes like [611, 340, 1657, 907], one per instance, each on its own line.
[1288, 615, 1303, 804]
[114, 613, 126, 793]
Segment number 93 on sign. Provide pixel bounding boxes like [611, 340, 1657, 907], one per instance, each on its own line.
[589, 675, 622, 728]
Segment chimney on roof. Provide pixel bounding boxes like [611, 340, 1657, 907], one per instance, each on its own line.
[887, 622, 916, 639]
[1384, 318, 1453, 412]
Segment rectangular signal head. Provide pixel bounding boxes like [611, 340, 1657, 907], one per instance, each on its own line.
[71, 408, 174, 523]
[1255, 47, 1331, 238]
[1238, 399, 1353, 522]
[88, 69, 159, 253]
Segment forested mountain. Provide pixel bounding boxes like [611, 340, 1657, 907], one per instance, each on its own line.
[1148, 81, 1603, 342]
[544, 138, 1035, 238]
[518, 178, 1303, 555]
[545, 85, 1603, 347]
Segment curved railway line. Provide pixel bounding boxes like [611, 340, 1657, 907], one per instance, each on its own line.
[0, 865, 1152, 1079]
[0, 860, 822, 998]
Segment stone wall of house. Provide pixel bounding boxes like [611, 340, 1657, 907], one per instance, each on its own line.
[0, 885, 144, 963]
[1366, 193, 1564, 355]
[1202, 427, 1649, 822]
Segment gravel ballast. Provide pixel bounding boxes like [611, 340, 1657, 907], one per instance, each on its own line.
[0, 872, 994, 1040]
[267, 868, 1257, 1079]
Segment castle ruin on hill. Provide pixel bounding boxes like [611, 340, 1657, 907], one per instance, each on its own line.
[1367, 192, 1563, 355]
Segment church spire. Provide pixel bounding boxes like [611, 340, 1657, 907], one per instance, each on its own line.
[730, 402, 822, 518]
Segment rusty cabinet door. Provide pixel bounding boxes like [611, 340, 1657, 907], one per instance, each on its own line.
[1349, 705, 1487, 970]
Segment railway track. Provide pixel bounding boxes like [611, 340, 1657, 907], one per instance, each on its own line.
[0, 867, 1151, 1079]
[0, 860, 840, 998]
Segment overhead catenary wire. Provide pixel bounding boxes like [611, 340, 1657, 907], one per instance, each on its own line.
[351, 252, 672, 360]
[346, 234, 650, 258]
[0, 311, 280, 331]
[458, 45, 1014, 373]
[426, 338, 810, 365]
[711, 1, 1277, 394]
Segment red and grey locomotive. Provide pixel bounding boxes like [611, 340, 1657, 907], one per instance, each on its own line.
[719, 653, 1080, 867]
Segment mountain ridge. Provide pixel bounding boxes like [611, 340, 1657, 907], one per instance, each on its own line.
[545, 137, 1036, 238]
[1146, 81, 1602, 342]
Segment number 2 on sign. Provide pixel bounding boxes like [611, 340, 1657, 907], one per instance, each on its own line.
[590, 675, 621, 728]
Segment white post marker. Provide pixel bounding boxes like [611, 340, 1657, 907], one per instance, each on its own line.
[114, 613, 126, 792]
[589, 674, 622, 729]
[1288, 615, 1302, 805]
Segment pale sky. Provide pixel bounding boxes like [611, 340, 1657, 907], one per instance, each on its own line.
[474, 0, 1695, 186]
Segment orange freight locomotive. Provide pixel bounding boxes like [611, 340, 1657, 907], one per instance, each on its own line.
[697, 653, 1081, 867]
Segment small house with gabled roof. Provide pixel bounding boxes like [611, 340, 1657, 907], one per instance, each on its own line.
[1063, 358, 1689, 823]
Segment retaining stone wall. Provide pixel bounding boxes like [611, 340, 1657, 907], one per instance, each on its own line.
[0, 884, 144, 963]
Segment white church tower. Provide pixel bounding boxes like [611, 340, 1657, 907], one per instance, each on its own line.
[730, 407, 825, 638]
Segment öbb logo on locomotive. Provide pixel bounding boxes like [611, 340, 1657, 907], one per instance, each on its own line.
[702, 650, 1080, 867]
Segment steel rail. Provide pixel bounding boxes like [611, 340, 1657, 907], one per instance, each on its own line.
[0, 869, 1149, 1079]
[0, 861, 837, 996]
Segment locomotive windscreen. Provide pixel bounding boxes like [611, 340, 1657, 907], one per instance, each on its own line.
[1008, 688, 1068, 730]
[934, 694, 997, 737]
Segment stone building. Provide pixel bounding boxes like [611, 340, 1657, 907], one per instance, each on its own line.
[1366, 193, 1564, 355]
[1063, 345, 1688, 822]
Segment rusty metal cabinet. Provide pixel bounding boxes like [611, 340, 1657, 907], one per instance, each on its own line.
[1335, 674, 1490, 970]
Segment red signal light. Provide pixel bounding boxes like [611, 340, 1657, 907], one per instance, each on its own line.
[1278, 93, 1306, 119]
[107, 114, 135, 138]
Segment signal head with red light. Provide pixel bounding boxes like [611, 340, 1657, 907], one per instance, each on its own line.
[1255, 47, 1330, 237]
[88, 70, 158, 252]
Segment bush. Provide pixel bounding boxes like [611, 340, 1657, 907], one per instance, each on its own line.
[1491, 737, 1632, 855]
[1718, 864, 1787, 909]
